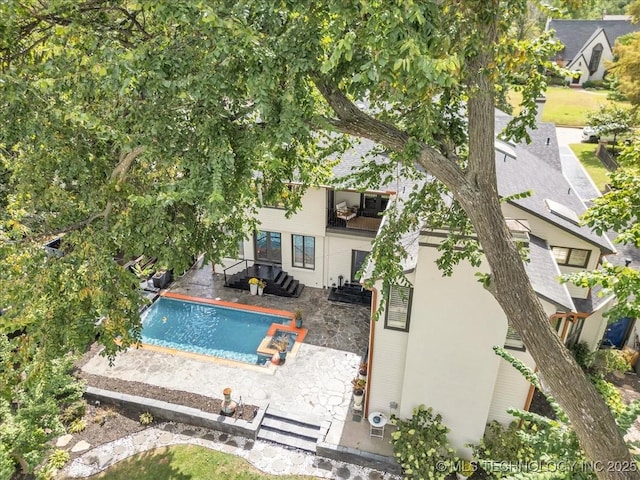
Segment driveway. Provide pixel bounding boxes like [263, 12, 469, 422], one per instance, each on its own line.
[555, 126, 602, 203]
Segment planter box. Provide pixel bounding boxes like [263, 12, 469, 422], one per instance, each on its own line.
[152, 270, 172, 289]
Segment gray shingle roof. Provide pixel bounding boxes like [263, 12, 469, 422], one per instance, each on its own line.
[526, 235, 575, 310]
[572, 283, 612, 314]
[495, 113, 615, 254]
[547, 19, 640, 61]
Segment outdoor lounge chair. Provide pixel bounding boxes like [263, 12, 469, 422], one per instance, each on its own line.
[336, 201, 358, 221]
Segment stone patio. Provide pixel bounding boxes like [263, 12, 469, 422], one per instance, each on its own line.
[82, 258, 396, 462]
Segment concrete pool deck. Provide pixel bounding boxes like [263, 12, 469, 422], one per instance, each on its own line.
[79, 259, 398, 470]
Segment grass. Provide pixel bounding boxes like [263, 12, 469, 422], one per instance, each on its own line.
[88, 445, 322, 480]
[507, 86, 630, 126]
[569, 143, 611, 192]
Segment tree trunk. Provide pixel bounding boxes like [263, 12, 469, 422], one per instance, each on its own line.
[456, 51, 639, 477]
[462, 185, 638, 480]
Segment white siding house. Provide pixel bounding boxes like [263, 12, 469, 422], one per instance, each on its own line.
[546, 18, 640, 85]
[217, 114, 621, 454]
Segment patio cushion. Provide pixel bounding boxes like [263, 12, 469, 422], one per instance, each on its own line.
[336, 201, 357, 221]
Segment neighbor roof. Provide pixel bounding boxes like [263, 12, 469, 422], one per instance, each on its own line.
[495, 111, 615, 254]
[547, 19, 639, 60]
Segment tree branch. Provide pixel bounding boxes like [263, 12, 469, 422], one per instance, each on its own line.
[25, 146, 146, 241]
[312, 76, 468, 193]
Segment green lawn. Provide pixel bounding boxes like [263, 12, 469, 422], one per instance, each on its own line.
[569, 143, 611, 192]
[508, 86, 629, 126]
[88, 445, 321, 480]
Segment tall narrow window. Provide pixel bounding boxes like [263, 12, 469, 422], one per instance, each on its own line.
[292, 235, 315, 269]
[384, 285, 413, 331]
[588, 43, 603, 74]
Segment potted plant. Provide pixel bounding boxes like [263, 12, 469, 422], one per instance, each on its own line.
[248, 277, 259, 295]
[257, 279, 267, 296]
[294, 309, 303, 328]
[358, 362, 368, 380]
[352, 378, 366, 407]
[271, 334, 289, 364]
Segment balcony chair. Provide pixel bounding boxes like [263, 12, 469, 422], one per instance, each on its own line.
[336, 201, 358, 221]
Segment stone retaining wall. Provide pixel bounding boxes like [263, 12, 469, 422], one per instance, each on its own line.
[85, 386, 266, 440]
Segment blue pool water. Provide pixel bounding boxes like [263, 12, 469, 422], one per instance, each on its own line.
[141, 297, 288, 364]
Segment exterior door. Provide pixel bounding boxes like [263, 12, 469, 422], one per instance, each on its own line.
[603, 317, 635, 349]
[255, 231, 282, 264]
[351, 250, 369, 283]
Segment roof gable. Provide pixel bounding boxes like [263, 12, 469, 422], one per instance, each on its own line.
[547, 19, 640, 61]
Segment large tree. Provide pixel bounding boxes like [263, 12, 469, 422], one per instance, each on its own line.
[1, 1, 638, 478]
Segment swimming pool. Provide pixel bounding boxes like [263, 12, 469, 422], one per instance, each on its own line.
[140, 296, 290, 364]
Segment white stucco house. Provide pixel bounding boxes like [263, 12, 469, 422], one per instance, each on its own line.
[217, 111, 621, 453]
[546, 17, 640, 85]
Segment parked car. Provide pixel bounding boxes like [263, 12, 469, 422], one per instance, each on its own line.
[581, 125, 632, 144]
[581, 126, 609, 143]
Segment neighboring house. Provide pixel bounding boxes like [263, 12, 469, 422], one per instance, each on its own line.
[217, 111, 620, 453]
[546, 17, 640, 85]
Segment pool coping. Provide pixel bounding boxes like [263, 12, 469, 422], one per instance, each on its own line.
[137, 292, 308, 372]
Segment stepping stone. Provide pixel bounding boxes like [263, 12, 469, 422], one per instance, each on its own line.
[248, 450, 263, 462]
[219, 433, 229, 442]
[159, 432, 173, 444]
[369, 472, 384, 480]
[114, 445, 127, 455]
[272, 458, 286, 473]
[71, 440, 91, 453]
[336, 466, 351, 479]
[291, 453, 306, 465]
[201, 433, 217, 442]
[243, 440, 254, 450]
[56, 434, 73, 448]
[98, 453, 112, 468]
[133, 433, 149, 445]
[316, 459, 333, 471]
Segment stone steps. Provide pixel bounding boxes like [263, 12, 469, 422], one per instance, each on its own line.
[257, 407, 329, 453]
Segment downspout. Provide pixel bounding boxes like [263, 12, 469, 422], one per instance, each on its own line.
[363, 286, 378, 417]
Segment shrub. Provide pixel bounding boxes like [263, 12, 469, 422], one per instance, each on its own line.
[68, 419, 86, 433]
[591, 348, 631, 377]
[60, 400, 86, 425]
[582, 79, 606, 89]
[471, 421, 535, 474]
[139, 412, 154, 425]
[391, 405, 457, 479]
[591, 376, 625, 416]
[570, 341, 593, 370]
[47, 449, 70, 469]
[92, 407, 117, 425]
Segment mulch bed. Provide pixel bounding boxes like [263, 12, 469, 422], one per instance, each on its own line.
[78, 372, 258, 422]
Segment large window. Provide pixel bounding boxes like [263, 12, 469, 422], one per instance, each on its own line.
[551, 246, 591, 268]
[292, 235, 315, 269]
[384, 285, 413, 332]
[255, 231, 281, 263]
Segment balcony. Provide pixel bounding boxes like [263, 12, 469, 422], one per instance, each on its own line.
[327, 208, 382, 234]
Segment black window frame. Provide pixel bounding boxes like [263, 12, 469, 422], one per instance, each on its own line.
[291, 234, 315, 270]
[384, 284, 413, 332]
[551, 246, 591, 268]
[588, 43, 603, 74]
